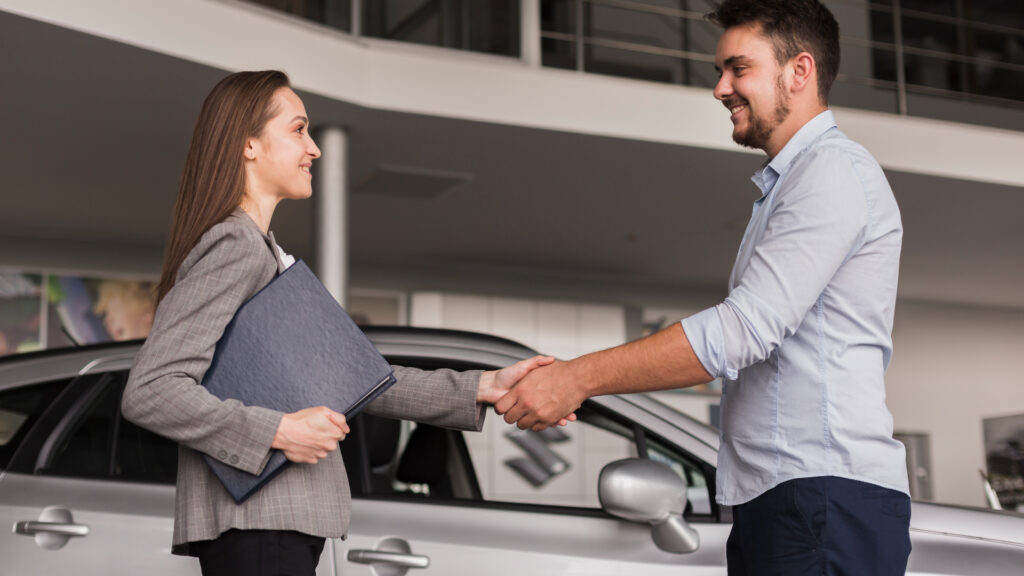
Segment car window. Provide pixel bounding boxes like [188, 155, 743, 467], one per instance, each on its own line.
[0, 378, 70, 470]
[470, 405, 636, 508]
[648, 434, 713, 515]
[352, 403, 714, 519]
[37, 371, 177, 484]
[469, 404, 712, 516]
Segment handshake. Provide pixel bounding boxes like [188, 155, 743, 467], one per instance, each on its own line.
[480, 355, 586, 431]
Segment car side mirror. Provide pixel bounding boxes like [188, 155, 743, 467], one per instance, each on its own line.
[598, 457, 700, 554]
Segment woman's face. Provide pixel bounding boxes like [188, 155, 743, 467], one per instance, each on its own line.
[245, 87, 321, 203]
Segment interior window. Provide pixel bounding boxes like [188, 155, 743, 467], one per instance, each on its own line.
[344, 414, 482, 500]
[0, 379, 69, 469]
[41, 374, 121, 478]
[37, 371, 177, 484]
[115, 406, 179, 484]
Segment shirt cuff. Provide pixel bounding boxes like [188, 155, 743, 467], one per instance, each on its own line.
[681, 308, 727, 380]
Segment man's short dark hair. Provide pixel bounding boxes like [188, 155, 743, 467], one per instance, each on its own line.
[707, 0, 840, 103]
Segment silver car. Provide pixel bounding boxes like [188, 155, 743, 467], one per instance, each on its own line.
[2, 327, 1023, 575]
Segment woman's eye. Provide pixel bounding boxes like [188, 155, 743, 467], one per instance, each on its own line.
[296, 125, 305, 135]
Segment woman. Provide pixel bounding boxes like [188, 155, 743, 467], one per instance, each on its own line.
[122, 70, 557, 575]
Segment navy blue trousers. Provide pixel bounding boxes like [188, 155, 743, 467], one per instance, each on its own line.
[727, 476, 911, 575]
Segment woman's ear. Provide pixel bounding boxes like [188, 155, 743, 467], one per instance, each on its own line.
[244, 138, 258, 161]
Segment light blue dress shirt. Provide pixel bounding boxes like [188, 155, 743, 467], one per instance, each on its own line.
[682, 111, 910, 506]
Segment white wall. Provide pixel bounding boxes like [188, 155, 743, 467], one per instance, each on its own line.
[886, 301, 1024, 507]
[409, 292, 626, 360]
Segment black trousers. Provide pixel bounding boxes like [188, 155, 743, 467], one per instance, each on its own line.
[194, 529, 326, 576]
[727, 476, 912, 576]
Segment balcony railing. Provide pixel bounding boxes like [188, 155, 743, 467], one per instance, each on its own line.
[244, 0, 1024, 131]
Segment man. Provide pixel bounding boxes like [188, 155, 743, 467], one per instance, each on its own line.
[495, 0, 911, 573]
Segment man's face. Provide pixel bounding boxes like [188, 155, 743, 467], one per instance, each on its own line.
[713, 24, 791, 153]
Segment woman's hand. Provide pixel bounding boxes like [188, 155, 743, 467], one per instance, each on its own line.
[272, 406, 350, 464]
[477, 355, 554, 404]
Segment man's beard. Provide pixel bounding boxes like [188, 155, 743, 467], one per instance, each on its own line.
[733, 75, 790, 151]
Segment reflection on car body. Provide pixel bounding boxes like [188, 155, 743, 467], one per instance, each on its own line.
[1, 327, 1023, 575]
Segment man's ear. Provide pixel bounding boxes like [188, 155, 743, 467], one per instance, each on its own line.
[789, 51, 817, 95]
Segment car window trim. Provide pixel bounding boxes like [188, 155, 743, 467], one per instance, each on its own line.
[34, 372, 118, 475]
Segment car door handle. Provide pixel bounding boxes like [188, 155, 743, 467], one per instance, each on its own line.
[13, 506, 89, 550]
[347, 549, 430, 568]
[15, 520, 90, 538]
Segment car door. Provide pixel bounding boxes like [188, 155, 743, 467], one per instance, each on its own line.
[334, 398, 730, 575]
[0, 365, 198, 575]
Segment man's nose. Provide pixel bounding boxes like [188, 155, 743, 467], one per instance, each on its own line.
[713, 75, 731, 101]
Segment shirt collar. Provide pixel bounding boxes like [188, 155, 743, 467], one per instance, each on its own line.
[750, 110, 837, 199]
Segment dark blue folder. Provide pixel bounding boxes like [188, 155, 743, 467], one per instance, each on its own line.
[201, 260, 396, 503]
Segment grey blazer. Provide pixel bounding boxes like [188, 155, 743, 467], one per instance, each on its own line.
[122, 210, 484, 555]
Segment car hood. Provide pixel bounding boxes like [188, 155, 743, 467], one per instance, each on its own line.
[912, 501, 1024, 545]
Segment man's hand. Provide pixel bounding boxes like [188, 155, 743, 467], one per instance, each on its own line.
[272, 406, 350, 464]
[480, 356, 577, 427]
[494, 360, 587, 431]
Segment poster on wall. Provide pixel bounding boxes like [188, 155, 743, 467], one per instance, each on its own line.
[983, 413, 1024, 511]
[51, 276, 156, 344]
[0, 269, 157, 356]
[0, 271, 44, 355]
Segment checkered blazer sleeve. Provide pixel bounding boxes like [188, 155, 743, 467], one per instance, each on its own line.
[122, 217, 284, 476]
[365, 366, 486, 431]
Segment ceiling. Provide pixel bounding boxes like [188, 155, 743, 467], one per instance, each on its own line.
[2, 9, 1022, 310]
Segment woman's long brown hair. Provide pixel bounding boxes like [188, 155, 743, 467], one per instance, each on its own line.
[156, 70, 291, 304]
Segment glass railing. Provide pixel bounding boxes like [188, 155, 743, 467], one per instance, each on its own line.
[830, 0, 1024, 129]
[243, 0, 1024, 131]
[541, 0, 1024, 130]
[245, 0, 519, 57]
[540, 0, 721, 88]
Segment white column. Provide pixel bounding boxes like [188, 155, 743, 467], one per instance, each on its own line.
[521, 0, 541, 67]
[350, 0, 362, 37]
[314, 126, 348, 306]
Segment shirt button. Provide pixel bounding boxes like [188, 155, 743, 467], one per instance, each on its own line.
[218, 450, 228, 460]
[230, 454, 239, 465]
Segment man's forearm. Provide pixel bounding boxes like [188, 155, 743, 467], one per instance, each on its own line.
[574, 322, 714, 397]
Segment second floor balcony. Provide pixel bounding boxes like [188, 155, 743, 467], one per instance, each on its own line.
[247, 0, 1024, 132]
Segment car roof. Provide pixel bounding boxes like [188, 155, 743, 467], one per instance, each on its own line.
[0, 326, 536, 389]
[0, 325, 722, 456]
